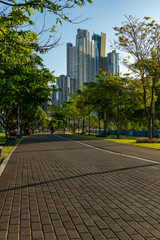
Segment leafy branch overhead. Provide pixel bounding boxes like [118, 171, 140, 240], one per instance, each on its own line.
[0, 0, 93, 135]
[0, 0, 93, 52]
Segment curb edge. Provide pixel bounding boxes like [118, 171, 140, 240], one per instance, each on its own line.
[0, 138, 24, 176]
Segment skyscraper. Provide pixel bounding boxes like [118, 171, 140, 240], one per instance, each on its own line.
[107, 50, 120, 75]
[92, 32, 107, 74]
[92, 33, 101, 75]
[57, 30, 120, 105]
[67, 43, 79, 90]
[63, 30, 120, 105]
[67, 29, 95, 89]
[100, 32, 106, 71]
[57, 75, 76, 104]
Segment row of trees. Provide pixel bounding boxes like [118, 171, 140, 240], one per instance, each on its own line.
[1, 2, 160, 141]
[0, 0, 92, 136]
[48, 70, 160, 140]
[48, 16, 160, 140]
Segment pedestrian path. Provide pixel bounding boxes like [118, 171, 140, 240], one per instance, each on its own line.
[0, 133, 160, 240]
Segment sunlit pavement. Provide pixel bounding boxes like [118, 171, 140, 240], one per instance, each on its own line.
[0, 133, 160, 240]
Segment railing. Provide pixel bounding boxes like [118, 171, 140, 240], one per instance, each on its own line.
[86, 129, 160, 137]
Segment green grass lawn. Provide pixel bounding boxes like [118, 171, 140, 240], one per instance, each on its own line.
[106, 138, 160, 150]
[0, 132, 6, 145]
[0, 133, 22, 164]
[66, 132, 160, 150]
[1, 146, 14, 162]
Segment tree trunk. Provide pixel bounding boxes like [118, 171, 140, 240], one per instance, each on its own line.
[20, 109, 22, 134]
[69, 117, 71, 132]
[0, 117, 4, 133]
[117, 106, 120, 139]
[18, 108, 20, 134]
[148, 102, 155, 140]
[82, 117, 85, 134]
[73, 119, 76, 133]
[142, 80, 153, 140]
[78, 119, 80, 133]
[152, 101, 155, 138]
[5, 130, 9, 139]
[104, 108, 107, 135]
[98, 115, 101, 135]
[88, 114, 91, 136]
[117, 123, 120, 139]
[148, 117, 152, 140]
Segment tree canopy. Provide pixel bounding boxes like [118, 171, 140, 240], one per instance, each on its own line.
[0, 0, 93, 52]
[0, 0, 93, 135]
[114, 15, 160, 139]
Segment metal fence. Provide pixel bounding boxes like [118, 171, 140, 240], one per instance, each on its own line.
[86, 129, 160, 137]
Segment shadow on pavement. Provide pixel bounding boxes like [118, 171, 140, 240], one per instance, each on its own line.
[14, 147, 92, 154]
[0, 162, 159, 193]
[20, 133, 102, 145]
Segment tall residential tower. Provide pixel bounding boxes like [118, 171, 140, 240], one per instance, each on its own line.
[92, 32, 107, 74]
[67, 29, 96, 89]
[57, 29, 120, 105]
[106, 50, 119, 75]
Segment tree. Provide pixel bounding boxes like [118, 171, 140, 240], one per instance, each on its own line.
[93, 73, 132, 138]
[0, 8, 56, 137]
[80, 81, 105, 135]
[20, 107, 47, 132]
[61, 101, 73, 131]
[76, 72, 137, 138]
[0, 0, 93, 137]
[62, 96, 81, 133]
[0, 53, 55, 135]
[114, 15, 160, 139]
[0, 0, 93, 52]
[75, 91, 92, 134]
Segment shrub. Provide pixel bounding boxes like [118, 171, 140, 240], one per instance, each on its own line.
[155, 134, 160, 138]
[136, 138, 160, 143]
[96, 134, 107, 137]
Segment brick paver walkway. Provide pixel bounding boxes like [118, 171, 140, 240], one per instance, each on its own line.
[0, 133, 160, 240]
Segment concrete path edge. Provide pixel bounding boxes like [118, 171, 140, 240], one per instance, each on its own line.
[0, 138, 23, 176]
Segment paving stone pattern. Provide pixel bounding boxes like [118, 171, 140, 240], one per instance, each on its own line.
[0, 133, 160, 240]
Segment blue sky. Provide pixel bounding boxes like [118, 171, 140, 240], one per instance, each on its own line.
[39, 0, 160, 77]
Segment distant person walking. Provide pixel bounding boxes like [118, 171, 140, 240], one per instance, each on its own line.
[50, 126, 54, 134]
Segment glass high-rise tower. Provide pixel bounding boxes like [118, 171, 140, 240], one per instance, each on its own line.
[106, 50, 119, 75]
[92, 32, 106, 74]
[67, 29, 96, 89]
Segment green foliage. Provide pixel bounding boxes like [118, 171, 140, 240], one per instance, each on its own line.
[114, 15, 160, 139]
[59, 72, 152, 136]
[0, 0, 93, 134]
[79, 73, 134, 137]
[47, 104, 67, 128]
[0, 0, 93, 51]
[0, 19, 55, 132]
[21, 107, 47, 131]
